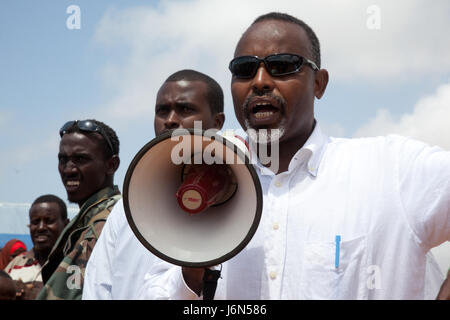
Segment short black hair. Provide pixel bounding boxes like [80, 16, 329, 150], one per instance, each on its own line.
[63, 119, 120, 158]
[252, 12, 321, 69]
[31, 194, 68, 221]
[165, 69, 224, 115]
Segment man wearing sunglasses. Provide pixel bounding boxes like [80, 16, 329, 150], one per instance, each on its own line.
[36, 120, 121, 300]
[141, 12, 450, 300]
[82, 69, 225, 300]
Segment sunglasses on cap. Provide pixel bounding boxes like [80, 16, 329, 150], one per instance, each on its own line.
[229, 53, 319, 79]
[59, 120, 115, 154]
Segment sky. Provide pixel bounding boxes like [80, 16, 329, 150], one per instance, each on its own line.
[0, 1, 449, 267]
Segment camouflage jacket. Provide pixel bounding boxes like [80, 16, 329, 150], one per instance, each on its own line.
[36, 186, 121, 300]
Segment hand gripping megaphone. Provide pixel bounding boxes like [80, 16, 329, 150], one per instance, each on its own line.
[123, 128, 263, 268]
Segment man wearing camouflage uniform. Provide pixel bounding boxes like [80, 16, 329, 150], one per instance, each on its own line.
[36, 119, 121, 300]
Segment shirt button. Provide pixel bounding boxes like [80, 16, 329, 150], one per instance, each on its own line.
[269, 271, 277, 280]
[273, 222, 279, 230]
[275, 181, 282, 187]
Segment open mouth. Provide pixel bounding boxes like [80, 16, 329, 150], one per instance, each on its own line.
[35, 235, 49, 242]
[65, 179, 80, 191]
[248, 98, 282, 126]
[34, 233, 51, 243]
[252, 103, 279, 119]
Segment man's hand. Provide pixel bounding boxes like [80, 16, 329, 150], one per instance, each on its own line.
[436, 269, 450, 300]
[14, 280, 43, 300]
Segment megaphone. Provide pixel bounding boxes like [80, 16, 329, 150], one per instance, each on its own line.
[123, 128, 263, 268]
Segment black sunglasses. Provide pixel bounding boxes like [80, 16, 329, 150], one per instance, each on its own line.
[229, 53, 319, 79]
[59, 120, 115, 154]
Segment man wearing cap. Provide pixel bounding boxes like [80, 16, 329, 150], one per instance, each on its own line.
[0, 239, 27, 270]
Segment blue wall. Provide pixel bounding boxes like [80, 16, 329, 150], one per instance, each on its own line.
[0, 233, 33, 250]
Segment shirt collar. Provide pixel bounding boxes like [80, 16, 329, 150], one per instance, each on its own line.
[79, 185, 121, 213]
[300, 122, 329, 177]
[253, 121, 329, 177]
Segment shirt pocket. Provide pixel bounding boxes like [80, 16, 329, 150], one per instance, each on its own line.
[299, 235, 367, 299]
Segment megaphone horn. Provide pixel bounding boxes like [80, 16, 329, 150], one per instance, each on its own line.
[123, 128, 263, 268]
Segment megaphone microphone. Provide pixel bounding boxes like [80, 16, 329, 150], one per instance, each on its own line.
[123, 128, 262, 275]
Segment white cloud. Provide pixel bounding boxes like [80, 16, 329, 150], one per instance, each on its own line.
[92, 0, 450, 121]
[320, 122, 346, 138]
[6, 134, 59, 166]
[354, 82, 450, 150]
[317, 0, 450, 80]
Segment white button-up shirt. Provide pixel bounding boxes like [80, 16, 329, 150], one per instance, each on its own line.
[82, 199, 159, 299]
[139, 123, 449, 300]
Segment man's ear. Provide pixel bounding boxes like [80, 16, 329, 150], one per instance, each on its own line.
[213, 112, 225, 130]
[106, 155, 120, 175]
[314, 69, 329, 99]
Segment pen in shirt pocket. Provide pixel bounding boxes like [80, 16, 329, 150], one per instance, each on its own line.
[335, 235, 341, 269]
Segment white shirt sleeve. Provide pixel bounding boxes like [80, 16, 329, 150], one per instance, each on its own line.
[138, 260, 200, 300]
[82, 199, 123, 300]
[398, 137, 450, 250]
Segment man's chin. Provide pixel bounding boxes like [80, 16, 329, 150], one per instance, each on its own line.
[33, 242, 53, 253]
[246, 125, 285, 145]
[67, 192, 85, 206]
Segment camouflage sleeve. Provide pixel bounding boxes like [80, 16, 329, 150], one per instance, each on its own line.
[36, 220, 107, 300]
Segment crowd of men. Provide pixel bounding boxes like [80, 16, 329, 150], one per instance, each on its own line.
[1, 12, 449, 300]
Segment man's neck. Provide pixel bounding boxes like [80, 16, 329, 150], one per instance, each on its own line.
[34, 248, 49, 266]
[77, 182, 115, 208]
[259, 122, 315, 175]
